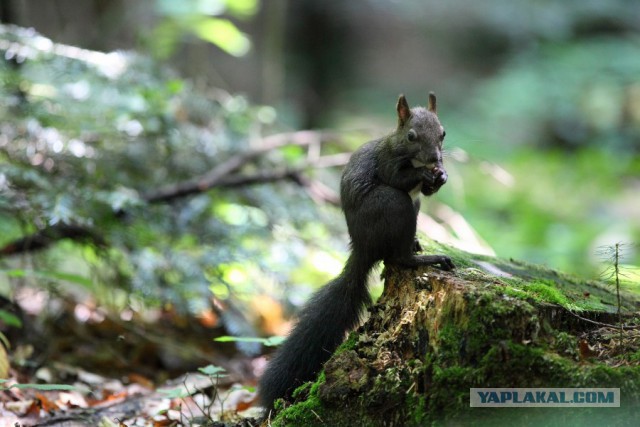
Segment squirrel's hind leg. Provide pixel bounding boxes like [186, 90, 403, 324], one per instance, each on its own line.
[369, 187, 455, 271]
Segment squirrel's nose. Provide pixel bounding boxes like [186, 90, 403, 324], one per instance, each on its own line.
[427, 155, 440, 166]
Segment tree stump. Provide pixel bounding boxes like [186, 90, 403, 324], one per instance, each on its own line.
[271, 247, 640, 426]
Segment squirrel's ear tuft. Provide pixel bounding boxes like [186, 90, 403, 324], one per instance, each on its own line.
[427, 92, 437, 115]
[396, 94, 411, 126]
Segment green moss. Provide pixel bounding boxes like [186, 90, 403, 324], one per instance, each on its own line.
[434, 323, 465, 363]
[334, 331, 358, 355]
[481, 343, 578, 386]
[370, 366, 404, 401]
[424, 238, 639, 313]
[524, 281, 571, 305]
[290, 381, 312, 401]
[271, 244, 640, 425]
[507, 266, 633, 312]
[551, 331, 579, 359]
[420, 239, 476, 269]
[585, 364, 640, 395]
[498, 275, 624, 313]
[422, 340, 640, 426]
[405, 393, 429, 426]
[429, 365, 479, 414]
[273, 372, 326, 426]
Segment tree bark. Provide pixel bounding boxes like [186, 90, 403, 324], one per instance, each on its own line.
[270, 253, 640, 426]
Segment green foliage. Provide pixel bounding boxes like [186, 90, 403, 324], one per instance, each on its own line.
[437, 37, 640, 276]
[0, 25, 342, 313]
[454, 38, 640, 156]
[151, 0, 258, 58]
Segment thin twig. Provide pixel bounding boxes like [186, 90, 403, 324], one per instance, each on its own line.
[144, 130, 340, 203]
[566, 310, 640, 330]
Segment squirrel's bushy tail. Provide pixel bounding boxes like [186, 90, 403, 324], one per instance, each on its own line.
[259, 252, 375, 412]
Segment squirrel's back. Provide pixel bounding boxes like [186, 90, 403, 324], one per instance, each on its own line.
[340, 139, 379, 210]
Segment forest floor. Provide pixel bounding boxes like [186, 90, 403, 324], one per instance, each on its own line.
[0, 287, 265, 426]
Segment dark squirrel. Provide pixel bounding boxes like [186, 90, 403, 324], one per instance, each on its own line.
[259, 93, 455, 413]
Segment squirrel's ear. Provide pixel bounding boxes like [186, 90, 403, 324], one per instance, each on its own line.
[396, 94, 411, 126]
[427, 92, 437, 115]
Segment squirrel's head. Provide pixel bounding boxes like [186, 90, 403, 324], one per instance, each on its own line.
[396, 93, 446, 170]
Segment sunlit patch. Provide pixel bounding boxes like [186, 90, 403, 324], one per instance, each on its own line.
[74, 304, 92, 322]
[480, 161, 515, 187]
[15, 287, 48, 316]
[27, 83, 56, 98]
[63, 80, 91, 101]
[68, 139, 87, 157]
[311, 251, 343, 275]
[118, 119, 144, 137]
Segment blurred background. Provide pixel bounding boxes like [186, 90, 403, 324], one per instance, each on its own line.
[1, 0, 639, 336]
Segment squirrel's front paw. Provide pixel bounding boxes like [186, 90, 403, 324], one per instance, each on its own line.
[433, 255, 455, 271]
[421, 167, 448, 195]
[413, 238, 423, 253]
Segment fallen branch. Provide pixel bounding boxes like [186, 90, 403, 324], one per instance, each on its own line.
[144, 130, 340, 203]
[0, 223, 106, 256]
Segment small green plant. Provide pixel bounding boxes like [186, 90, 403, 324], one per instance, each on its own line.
[597, 242, 635, 338]
[158, 364, 255, 424]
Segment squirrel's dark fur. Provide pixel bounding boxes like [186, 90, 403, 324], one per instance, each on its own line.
[259, 93, 454, 414]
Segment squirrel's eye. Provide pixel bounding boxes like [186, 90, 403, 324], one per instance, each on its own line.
[407, 129, 417, 141]
[441, 130, 446, 140]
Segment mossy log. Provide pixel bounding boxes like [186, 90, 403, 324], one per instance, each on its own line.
[271, 243, 640, 426]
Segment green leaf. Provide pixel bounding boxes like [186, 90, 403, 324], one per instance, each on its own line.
[214, 335, 285, 346]
[0, 310, 22, 328]
[158, 386, 193, 398]
[0, 331, 10, 350]
[191, 17, 250, 57]
[224, 0, 259, 18]
[0, 380, 77, 391]
[165, 79, 184, 94]
[214, 335, 261, 343]
[263, 336, 286, 347]
[198, 364, 227, 376]
[281, 145, 306, 164]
